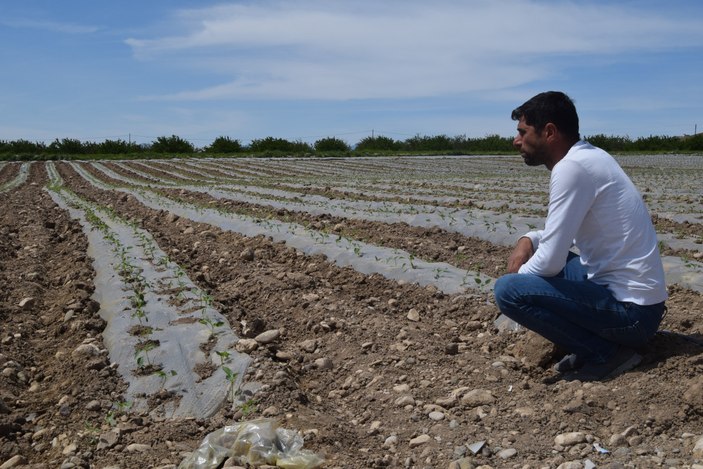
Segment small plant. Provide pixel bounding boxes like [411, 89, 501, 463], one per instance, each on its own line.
[433, 267, 449, 279]
[222, 366, 239, 403]
[155, 369, 178, 390]
[199, 316, 225, 335]
[215, 350, 231, 365]
[135, 341, 158, 369]
[353, 243, 362, 257]
[105, 400, 131, 427]
[240, 398, 258, 417]
[83, 421, 101, 444]
[474, 276, 492, 287]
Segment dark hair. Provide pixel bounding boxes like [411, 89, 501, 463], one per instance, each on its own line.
[511, 91, 580, 141]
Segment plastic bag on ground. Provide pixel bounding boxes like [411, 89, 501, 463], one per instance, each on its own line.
[178, 418, 324, 469]
[494, 313, 523, 332]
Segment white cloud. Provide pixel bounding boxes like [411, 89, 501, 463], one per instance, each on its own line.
[126, 0, 703, 101]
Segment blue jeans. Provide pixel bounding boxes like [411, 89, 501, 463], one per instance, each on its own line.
[494, 253, 666, 364]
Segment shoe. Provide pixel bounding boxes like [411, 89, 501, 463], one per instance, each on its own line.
[553, 353, 584, 373]
[563, 346, 642, 382]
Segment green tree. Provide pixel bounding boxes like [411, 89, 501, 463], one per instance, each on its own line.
[355, 135, 401, 152]
[249, 137, 312, 154]
[314, 137, 351, 153]
[150, 135, 195, 154]
[206, 136, 242, 153]
[90, 139, 142, 154]
[682, 133, 703, 151]
[4, 139, 46, 154]
[48, 138, 86, 155]
[404, 134, 454, 152]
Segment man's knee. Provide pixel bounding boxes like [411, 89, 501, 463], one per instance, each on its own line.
[494, 273, 521, 309]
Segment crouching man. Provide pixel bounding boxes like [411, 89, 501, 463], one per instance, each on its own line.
[494, 91, 667, 381]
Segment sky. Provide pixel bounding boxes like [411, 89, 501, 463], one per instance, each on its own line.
[1, 0, 703, 148]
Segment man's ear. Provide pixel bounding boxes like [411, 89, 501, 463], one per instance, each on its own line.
[543, 122, 558, 141]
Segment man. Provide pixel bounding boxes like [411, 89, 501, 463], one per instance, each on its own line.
[493, 91, 668, 381]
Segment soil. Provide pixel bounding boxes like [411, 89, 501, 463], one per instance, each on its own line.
[1, 161, 703, 469]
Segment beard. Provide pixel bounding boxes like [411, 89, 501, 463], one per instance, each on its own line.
[521, 153, 542, 167]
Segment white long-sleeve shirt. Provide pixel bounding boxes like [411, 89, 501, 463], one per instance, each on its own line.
[518, 141, 668, 305]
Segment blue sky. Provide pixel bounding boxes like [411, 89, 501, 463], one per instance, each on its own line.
[1, 0, 703, 147]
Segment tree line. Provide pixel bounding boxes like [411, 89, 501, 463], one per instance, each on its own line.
[1, 133, 702, 160]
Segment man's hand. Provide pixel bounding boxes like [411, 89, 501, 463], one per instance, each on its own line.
[507, 237, 534, 273]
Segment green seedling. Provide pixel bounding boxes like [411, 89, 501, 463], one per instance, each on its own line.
[239, 398, 258, 417]
[155, 369, 177, 390]
[199, 316, 225, 335]
[222, 366, 239, 403]
[200, 291, 214, 310]
[353, 244, 362, 257]
[433, 267, 449, 279]
[215, 350, 231, 365]
[135, 341, 158, 368]
[105, 400, 131, 427]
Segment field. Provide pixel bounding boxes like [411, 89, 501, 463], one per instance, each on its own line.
[1, 155, 703, 469]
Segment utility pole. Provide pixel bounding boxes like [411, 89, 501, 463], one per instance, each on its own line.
[371, 129, 374, 139]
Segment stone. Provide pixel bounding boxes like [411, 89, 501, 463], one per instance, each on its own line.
[274, 350, 295, 361]
[383, 435, 398, 448]
[298, 339, 317, 353]
[609, 433, 628, 447]
[85, 400, 102, 411]
[428, 411, 444, 421]
[395, 395, 415, 406]
[0, 455, 27, 469]
[556, 462, 583, 469]
[693, 435, 703, 458]
[554, 432, 587, 447]
[32, 428, 49, 441]
[235, 338, 258, 353]
[435, 395, 457, 407]
[71, 343, 101, 359]
[460, 389, 495, 407]
[448, 458, 475, 469]
[314, 357, 333, 370]
[409, 434, 431, 448]
[262, 405, 278, 417]
[97, 430, 121, 450]
[254, 329, 281, 344]
[393, 383, 411, 393]
[125, 443, 151, 452]
[514, 407, 535, 417]
[367, 421, 382, 435]
[497, 448, 517, 459]
[239, 248, 255, 261]
[407, 308, 420, 321]
[18, 297, 35, 310]
[62, 442, 77, 455]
